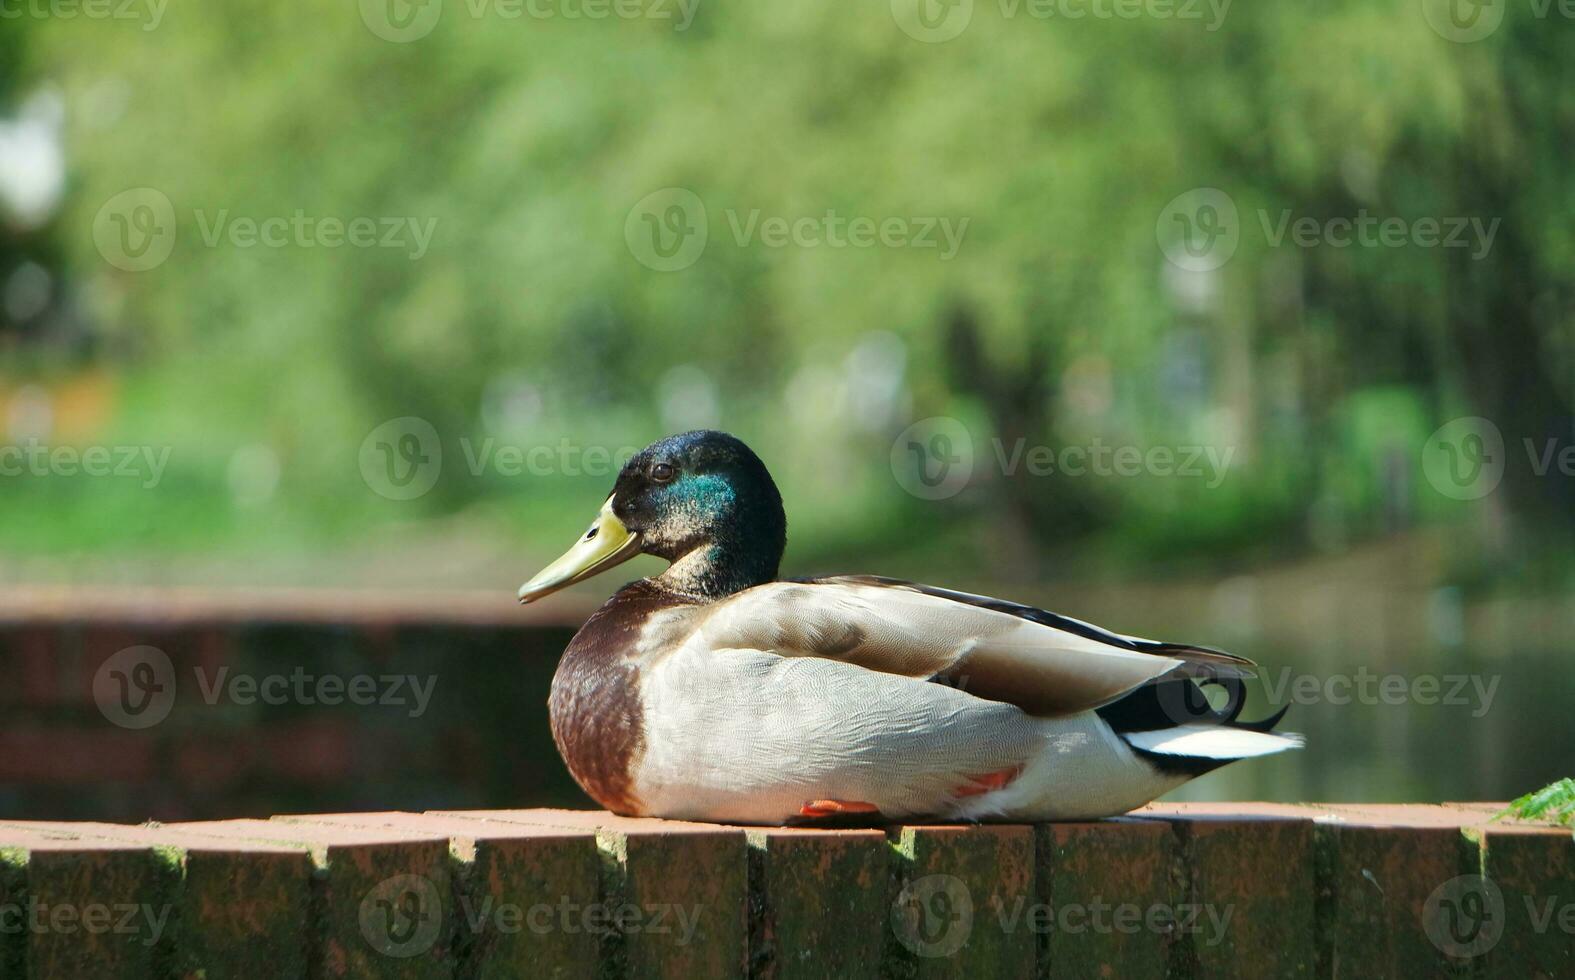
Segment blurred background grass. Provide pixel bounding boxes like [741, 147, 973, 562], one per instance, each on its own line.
[1, 2, 1571, 805]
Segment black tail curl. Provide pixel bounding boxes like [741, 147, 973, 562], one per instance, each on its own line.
[1096, 675, 1289, 735]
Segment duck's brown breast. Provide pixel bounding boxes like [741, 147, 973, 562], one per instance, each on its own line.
[547, 580, 696, 815]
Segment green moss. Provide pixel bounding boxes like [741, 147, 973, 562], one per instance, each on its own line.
[1497, 778, 1575, 832]
[592, 831, 629, 980]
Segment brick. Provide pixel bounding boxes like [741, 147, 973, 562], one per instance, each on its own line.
[1037, 818, 1177, 980]
[171, 739, 243, 790]
[1138, 803, 1319, 979]
[0, 729, 156, 785]
[888, 824, 1035, 979]
[0, 586, 594, 629]
[0, 838, 24, 979]
[1309, 805, 1483, 979]
[0, 824, 172, 980]
[278, 812, 600, 980]
[0, 803, 1564, 976]
[744, 827, 887, 980]
[167, 817, 455, 979]
[1478, 822, 1575, 979]
[255, 719, 357, 783]
[3, 820, 314, 980]
[431, 809, 748, 979]
[0, 628, 61, 705]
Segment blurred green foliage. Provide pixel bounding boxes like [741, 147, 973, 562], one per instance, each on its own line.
[1, 3, 1571, 585]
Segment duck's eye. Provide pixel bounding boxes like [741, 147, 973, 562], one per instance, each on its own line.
[650, 462, 676, 483]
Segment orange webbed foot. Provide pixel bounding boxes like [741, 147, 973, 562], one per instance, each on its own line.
[799, 799, 882, 817]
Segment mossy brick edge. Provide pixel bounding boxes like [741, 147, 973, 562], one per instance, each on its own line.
[0, 804, 1566, 979]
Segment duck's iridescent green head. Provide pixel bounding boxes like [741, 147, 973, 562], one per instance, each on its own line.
[518, 431, 787, 603]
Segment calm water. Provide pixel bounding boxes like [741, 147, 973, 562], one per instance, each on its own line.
[1024, 569, 1575, 805]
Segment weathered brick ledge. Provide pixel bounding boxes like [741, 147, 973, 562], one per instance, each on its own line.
[0, 804, 1569, 979]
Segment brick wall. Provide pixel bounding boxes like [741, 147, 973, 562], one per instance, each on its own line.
[0, 589, 595, 821]
[0, 804, 1570, 978]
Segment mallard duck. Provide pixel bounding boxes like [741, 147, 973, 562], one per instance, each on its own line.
[519, 430, 1299, 824]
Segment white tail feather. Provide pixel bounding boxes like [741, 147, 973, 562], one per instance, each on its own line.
[1124, 725, 1303, 760]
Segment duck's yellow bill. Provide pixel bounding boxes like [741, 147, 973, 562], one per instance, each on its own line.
[518, 497, 641, 604]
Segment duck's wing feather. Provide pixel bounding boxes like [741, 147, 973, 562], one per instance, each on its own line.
[685, 575, 1254, 717]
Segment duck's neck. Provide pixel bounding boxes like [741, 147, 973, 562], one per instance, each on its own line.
[656, 535, 780, 600]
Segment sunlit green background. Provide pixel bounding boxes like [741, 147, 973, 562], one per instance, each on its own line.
[2, 2, 1571, 805]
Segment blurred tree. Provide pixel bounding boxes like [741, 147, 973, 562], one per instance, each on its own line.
[0, 20, 75, 370]
[8, 3, 1572, 566]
